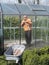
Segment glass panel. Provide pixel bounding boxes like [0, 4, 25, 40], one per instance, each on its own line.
[4, 29, 10, 40]
[32, 28, 35, 39]
[16, 4, 34, 15]
[10, 29, 14, 39]
[1, 4, 49, 16]
[35, 28, 41, 39]
[41, 29, 46, 41]
[4, 15, 49, 48]
[15, 28, 20, 40]
[11, 17, 20, 27]
[1, 4, 19, 15]
[35, 11, 49, 16]
[3, 17, 10, 27]
[29, 5, 49, 16]
[0, 29, 1, 36]
[4, 16, 20, 46]
[15, 28, 20, 44]
[30, 5, 46, 11]
[3, 16, 20, 27]
[21, 16, 34, 44]
[33, 16, 49, 47]
[47, 30, 49, 41]
[21, 28, 26, 44]
[48, 19, 49, 28]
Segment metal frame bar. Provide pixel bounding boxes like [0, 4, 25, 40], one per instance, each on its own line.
[19, 15, 21, 44]
[2, 14, 49, 16]
[46, 16, 49, 42]
[34, 16, 37, 47]
[0, 3, 4, 54]
[0, 3, 49, 47]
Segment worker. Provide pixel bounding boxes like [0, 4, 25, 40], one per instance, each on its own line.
[21, 15, 32, 46]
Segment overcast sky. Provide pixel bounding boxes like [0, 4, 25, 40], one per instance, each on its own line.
[0, 0, 48, 5]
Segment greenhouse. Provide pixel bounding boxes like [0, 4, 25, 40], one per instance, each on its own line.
[0, 3, 49, 54]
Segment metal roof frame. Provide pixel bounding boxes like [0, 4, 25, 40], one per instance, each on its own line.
[0, 3, 49, 16]
[0, 3, 49, 45]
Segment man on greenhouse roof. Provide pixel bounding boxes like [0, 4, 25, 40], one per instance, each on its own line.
[21, 15, 32, 46]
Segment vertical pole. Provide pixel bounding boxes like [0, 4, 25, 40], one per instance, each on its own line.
[35, 16, 37, 48]
[41, 22, 42, 40]
[33, 0, 35, 4]
[19, 15, 21, 44]
[14, 28, 15, 41]
[46, 16, 48, 42]
[46, 17, 47, 42]
[10, 18, 11, 41]
[0, 4, 4, 55]
[47, 16, 49, 42]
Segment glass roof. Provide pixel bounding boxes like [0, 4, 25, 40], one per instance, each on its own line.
[30, 5, 46, 11]
[0, 3, 49, 16]
[29, 4, 49, 16]
[16, 4, 35, 15]
[1, 4, 19, 15]
[44, 6, 49, 14]
[34, 10, 49, 16]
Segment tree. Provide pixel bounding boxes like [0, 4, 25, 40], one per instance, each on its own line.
[33, 0, 35, 4]
[33, 0, 40, 4]
[37, 0, 40, 4]
[18, 0, 21, 3]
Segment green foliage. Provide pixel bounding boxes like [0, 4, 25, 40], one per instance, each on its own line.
[4, 29, 10, 39]
[3, 16, 20, 27]
[3, 16, 20, 39]
[0, 56, 17, 65]
[0, 56, 7, 65]
[22, 46, 49, 65]
[39, 54, 49, 65]
[36, 46, 49, 55]
[3, 16, 49, 40]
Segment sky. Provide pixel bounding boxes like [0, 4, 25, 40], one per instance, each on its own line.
[0, 0, 48, 5]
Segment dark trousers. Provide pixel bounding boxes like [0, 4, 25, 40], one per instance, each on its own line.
[25, 30, 32, 45]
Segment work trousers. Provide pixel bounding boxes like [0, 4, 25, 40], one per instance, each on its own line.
[25, 30, 32, 45]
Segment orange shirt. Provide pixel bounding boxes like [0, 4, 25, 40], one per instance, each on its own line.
[21, 19, 32, 31]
